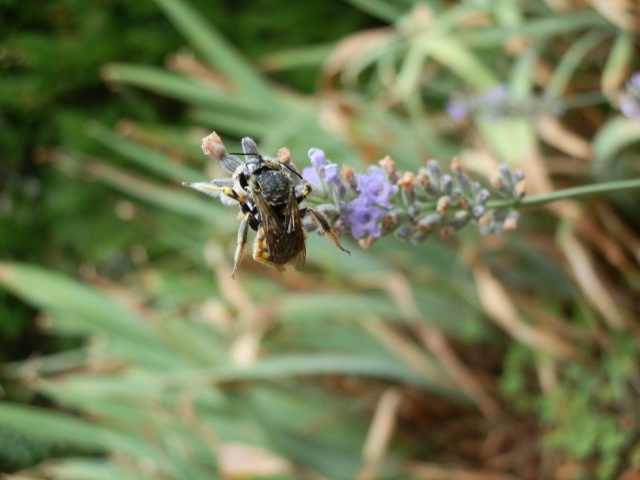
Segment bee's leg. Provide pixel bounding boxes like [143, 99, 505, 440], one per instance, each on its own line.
[232, 212, 251, 278]
[182, 181, 246, 205]
[305, 208, 350, 255]
[295, 182, 312, 204]
[234, 170, 249, 190]
[220, 185, 245, 204]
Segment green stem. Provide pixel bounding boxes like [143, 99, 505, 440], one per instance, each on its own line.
[488, 178, 640, 209]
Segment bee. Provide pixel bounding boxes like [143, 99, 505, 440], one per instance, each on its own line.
[183, 136, 350, 277]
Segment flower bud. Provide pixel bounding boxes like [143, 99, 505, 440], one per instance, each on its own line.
[436, 195, 451, 215]
[379, 155, 399, 183]
[503, 211, 520, 230]
[201, 132, 226, 161]
[440, 174, 453, 195]
[515, 179, 526, 199]
[341, 165, 358, 190]
[426, 160, 442, 183]
[472, 205, 486, 218]
[395, 223, 413, 242]
[417, 213, 441, 232]
[408, 202, 422, 219]
[277, 147, 291, 164]
[397, 171, 416, 191]
[476, 188, 490, 205]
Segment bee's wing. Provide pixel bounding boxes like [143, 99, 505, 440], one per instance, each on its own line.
[252, 188, 306, 269]
[282, 192, 306, 270]
[252, 189, 286, 253]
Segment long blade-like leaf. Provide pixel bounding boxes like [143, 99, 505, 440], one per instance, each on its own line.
[153, 0, 276, 105]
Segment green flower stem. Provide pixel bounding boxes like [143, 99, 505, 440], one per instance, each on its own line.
[488, 178, 640, 210]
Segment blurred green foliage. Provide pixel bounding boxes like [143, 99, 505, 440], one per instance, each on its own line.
[0, 0, 377, 472]
[1, 0, 640, 478]
[0, 0, 376, 355]
[502, 336, 640, 479]
[539, 335, 640, 479]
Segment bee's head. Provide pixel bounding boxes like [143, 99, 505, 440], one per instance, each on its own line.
[244, 154, 264, 176]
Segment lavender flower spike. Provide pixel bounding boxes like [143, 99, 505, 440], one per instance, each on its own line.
[345, 196, 386, 239]
[356, 168, 399, 209]
[296, 146, 525, 248]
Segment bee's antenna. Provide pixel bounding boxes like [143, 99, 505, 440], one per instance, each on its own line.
[227, 152, 260, 158]
[279, 161, 303, 180]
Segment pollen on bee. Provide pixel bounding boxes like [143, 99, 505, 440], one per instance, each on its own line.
[252, 232, 273, 265]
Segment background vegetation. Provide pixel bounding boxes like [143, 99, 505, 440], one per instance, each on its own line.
[1, 0, 639, 479]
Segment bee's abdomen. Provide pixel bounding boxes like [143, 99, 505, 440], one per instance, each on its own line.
[253, 226, 297, 267]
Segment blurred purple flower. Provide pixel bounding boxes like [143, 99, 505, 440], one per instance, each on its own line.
[620, 72, 640, 120]
[324, 163, 340, 184]
[627, 72, 640, 92]
[446, 85, 509, 122]
[356, 168, 398, 209]
[308, 148, 328, 167]
[482, 85, 511, 120]
[446, 100, 469, 121]
[302, 148, 350, 202]
[345, 196, 386, 239]
[447, 84, 549, 122]
[483, 84, 509, 104]
[302, 166, 322, 189]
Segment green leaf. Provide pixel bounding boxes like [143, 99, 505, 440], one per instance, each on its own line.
[40, 459, 150, 480]
[259, 43, 335, 72]
[461, 10, 607, 47]
[153, 0, 276, 105]
[0, 263, 149, 343]
[344, 0, 405, 22]
[55, 152, 220, 223]
[0, 403, 113, 452]
[593, 117, 640, 178]
[0, 263, 174, 368]
[601, 30, 634, 94]
[592, 116, 640, 226]
[161, 354, 463, 401]
[87, 123, 201, 181]
[276, 293, 400, 324]
[102, 64, 274, 118]
[546, 30, 612, 96]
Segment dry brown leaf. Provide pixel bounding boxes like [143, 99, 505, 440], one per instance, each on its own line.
[413, 324, 501, 419]
[323, 27, 396, 84]
[356, 388, 403, 480]
[472, 262, 581, 358]
[575, 213, 633, 272]
[589, 0, 640, 32]
[229, 330, 261, 366]
[363, 315, 445, 384]
[511, 292, 596, 345]
[596, 202, 640, 265]
[381, 273, 500, 418]
[219, 442, 292, 478]
[536, 116, 592, 159]
[619, 469, 640, 480]
[558, 224, 631, 330]
[165, 51, 231, 88]
[405, 461, 518, 480]
[318, 95, 354, 140]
